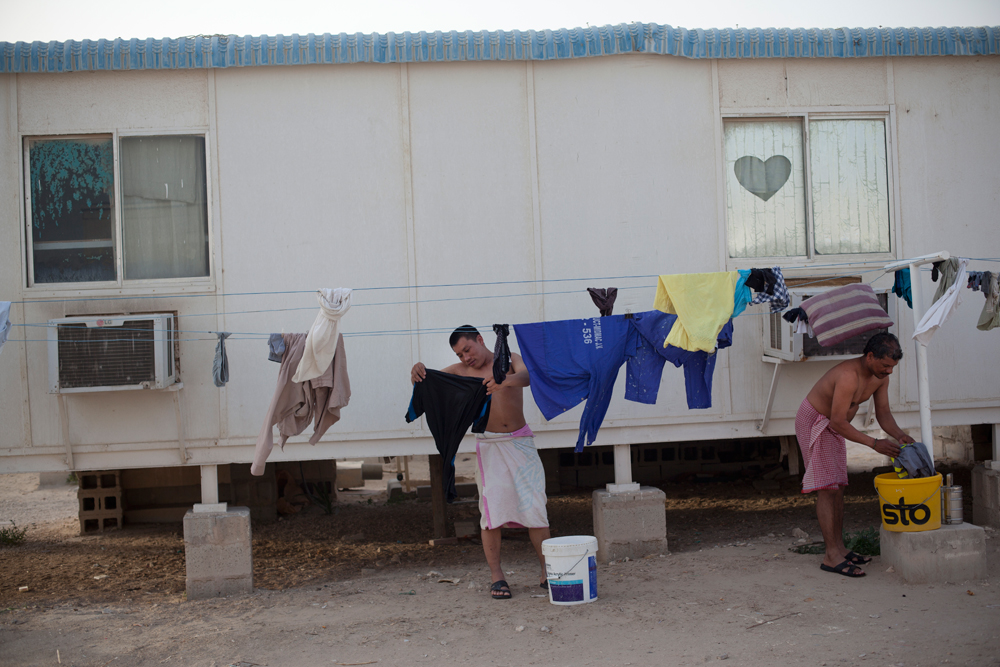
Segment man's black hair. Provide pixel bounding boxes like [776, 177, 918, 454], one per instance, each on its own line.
[449, 325, 480, 348]
[863, 332, 903, 361]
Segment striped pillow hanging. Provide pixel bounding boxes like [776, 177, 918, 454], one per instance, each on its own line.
[800, 284, 894, 347]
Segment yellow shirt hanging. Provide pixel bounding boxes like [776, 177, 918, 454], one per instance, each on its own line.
[654, 271, 740, 353]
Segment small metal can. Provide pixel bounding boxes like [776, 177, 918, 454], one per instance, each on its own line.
[944, 485, 963, 524]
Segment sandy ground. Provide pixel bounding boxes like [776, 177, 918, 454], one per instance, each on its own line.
[1, 466, 998, 667]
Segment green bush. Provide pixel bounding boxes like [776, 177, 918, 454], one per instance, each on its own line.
[789, 526, 881, 556]
[844, 526, 881, 556]
[0, 521, 28, 547]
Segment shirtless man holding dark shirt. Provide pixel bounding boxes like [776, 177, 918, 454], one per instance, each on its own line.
[411, 326, 550, 599]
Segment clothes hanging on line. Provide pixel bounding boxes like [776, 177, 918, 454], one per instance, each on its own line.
[405, 368, 491, 503]
[783, 307, 808, 324]
[914, 258, 969, 345]
[732, 270, 753, 318]
[476, 425, 549, 530]
[967, 271, 986, 292]
[930, 258, 961, 306]
[252, 333, 351, 476]
[626, 310, 733, 410]
[267, 333, 286, 362]
[743, 268, 771, 295]
[931, 260, 945, 283]
[492, 324, 511, 384]
[0, 302, 10, 357]
[977, 271, 999, 332]
[654, 271, 741, 353]
[514, 316, 636, 452]
[514, 312, 735, 451]
[749, 267, 790, 313]
[892, 269, 912, 309]
[800, 284, 894, 347]
[587, 287, 618, 316]
[292, 287, 352, 384]
[794, 319, 815, 337]
[213, 332, 231, 387]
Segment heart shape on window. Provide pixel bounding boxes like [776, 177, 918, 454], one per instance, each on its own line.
[733, 155, 791, 202]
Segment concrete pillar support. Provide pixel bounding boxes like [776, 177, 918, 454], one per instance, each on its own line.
[183, 506, 253, 600]
[592, 486, 667, 563]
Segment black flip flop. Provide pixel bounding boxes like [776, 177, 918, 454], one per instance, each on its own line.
[540, 580, 549, 590]
[844, 550, 872, 565]
[820, 560, 866, 578]
[490, 579, 512, 600]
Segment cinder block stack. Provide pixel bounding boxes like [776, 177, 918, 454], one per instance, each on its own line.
[77, 470, 123, 534]
[972, 464, 1000, 528]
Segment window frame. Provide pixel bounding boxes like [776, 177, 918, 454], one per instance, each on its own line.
[21, 127, 216, 294]
[718, 107, 901, 271]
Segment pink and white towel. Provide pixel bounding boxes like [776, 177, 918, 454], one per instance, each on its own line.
[795, 398, 849, 493]
[475, 425, 549, 530]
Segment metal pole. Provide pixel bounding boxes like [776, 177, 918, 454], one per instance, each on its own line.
[907, 263, 935, 451]
[200, 464, 219, 504]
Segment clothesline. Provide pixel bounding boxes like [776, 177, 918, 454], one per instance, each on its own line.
[11, 257, 1000, 307]
[5, 260, 996, 344]
[6, 267, 892, 335]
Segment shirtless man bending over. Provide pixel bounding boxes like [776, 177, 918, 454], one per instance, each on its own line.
[411, 325, 551, 600]
[796, 332, 913, 578]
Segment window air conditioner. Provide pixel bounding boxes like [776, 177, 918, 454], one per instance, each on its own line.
[47, 314, 178, 393]
[762, 288, 893, 362]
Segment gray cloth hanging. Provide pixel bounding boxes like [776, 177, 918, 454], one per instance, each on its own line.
[268, 333, 286, 363]
[213, 332, 232, 387]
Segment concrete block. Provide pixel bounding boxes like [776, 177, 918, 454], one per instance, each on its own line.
[37, 471, 69, 488]
[592, 486, 668, 563]
[183, 507, 253, 600]
[880, 523, 987, 584]
[972, 465, 1000, 528]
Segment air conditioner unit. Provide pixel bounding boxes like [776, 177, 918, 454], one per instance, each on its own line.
[763, 288, 893, 362]
[47, 314, 178, 393]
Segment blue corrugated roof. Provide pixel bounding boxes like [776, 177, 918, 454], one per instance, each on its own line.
[2, 23, 998, 74]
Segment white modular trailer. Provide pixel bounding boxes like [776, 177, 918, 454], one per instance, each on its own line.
[0, 24, 998, 473]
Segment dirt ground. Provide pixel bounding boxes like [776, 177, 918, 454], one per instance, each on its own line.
[1, 465, 998, 667]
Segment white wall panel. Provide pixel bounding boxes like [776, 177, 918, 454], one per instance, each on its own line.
[213, 64, 413, 440]
[17, 70, 209, 133]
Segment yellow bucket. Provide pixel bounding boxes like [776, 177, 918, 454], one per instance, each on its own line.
[874, 472, 942, 532]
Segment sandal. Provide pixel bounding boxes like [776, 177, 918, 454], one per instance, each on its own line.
[820, 560, 866, 578]
[490, 579, 512, 600]
[844, 550, 872, 565]
[540, 580, 549, 590]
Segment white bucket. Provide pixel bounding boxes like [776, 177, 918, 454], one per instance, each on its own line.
[541, 535, 598, 605]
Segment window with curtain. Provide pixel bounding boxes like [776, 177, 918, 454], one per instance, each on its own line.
[121, 136, 210, 280]
[25, 133, 210, 285]
[723, 117, 891, 259]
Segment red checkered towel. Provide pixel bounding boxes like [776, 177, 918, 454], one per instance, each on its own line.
[800, 283, 893, 347]
[795, 398, 849, 493]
